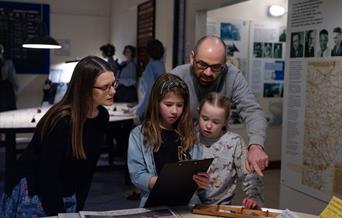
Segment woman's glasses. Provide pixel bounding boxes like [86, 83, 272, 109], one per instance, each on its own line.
[93, 80, 119, 92]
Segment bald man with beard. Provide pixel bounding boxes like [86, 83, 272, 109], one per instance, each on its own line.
[171, 35, 269, 176]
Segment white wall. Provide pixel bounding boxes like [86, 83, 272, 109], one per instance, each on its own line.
[155, 0, 174, 72]
[110, 0, 174, 72]
[205, 0, 288, 161]
[184, 0, 248, 62]
[110, 0, 145, 62]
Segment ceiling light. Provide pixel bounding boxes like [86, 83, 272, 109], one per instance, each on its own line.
[23, 35, 61, 49]
[269, 5, 285, 17]
[22, 2, 61, 49]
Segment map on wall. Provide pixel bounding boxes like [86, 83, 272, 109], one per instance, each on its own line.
[302, 60, 342, 196]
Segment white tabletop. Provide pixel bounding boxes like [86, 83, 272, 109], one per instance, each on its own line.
[50, 206, 319, 218]
[0, 103, 135, 130]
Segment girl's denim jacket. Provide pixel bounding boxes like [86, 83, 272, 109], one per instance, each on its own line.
[127, 125, 203, 207]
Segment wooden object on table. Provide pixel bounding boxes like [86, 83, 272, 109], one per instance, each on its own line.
[192, 204, 280, 218]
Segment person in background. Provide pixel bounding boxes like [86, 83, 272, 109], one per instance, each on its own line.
[193, 92, 263, 209]
[317, 29, 330, 57]
[171, 35, 268, 177]
[0, 44, 18, 92]
[127, 73, 209, 207]
[108, 45, 137, 184]
[100, 43, 120, 76]
[331, 27, 342, 56]
[0, 71, 16, 112]
[1, 56, 116, 216]
[114, 45, 138, 103]
[136, 39, 166, 119]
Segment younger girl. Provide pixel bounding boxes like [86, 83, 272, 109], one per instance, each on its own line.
[194, 92, 263, 209]
[1, 56, 116, 216]
[127, 73, 208, 207]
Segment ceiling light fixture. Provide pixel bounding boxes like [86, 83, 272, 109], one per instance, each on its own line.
[268, 5, 286, 17]
[22, 2, 61, 49]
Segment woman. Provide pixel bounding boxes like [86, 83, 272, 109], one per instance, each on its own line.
[1, 56, 117, 216]
[115, 45, 138, 103]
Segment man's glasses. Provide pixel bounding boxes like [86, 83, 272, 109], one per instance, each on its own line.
[195, 60, 225, 73]
[93, 80, 119, 92]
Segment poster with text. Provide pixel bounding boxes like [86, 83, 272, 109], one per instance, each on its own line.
[281, 0, 342, 202]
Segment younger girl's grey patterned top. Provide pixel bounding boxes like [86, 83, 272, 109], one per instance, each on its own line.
[196, 131, 264, 206]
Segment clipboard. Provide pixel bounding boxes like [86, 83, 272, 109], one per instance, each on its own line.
[144, 158, 213, 208]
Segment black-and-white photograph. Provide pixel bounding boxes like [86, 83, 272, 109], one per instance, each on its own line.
[304, 30, 316, 57]
[273, 43, 282, 59]
[253, 42, 263, 58]
[263, 42, 273, 58]
[290, 32, 304, 58]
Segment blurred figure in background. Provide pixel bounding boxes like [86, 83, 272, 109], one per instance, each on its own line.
[100, 43, 120, 76]
[0, 44, 17, 112]
[136, 39, 165, 119]
[114, 45, 138, 103]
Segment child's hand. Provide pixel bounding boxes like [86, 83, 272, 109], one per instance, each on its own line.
[193, 172, 209, 189]
[242, 197, 261, 210]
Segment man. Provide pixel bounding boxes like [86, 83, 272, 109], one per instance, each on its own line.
[171, 35, 268, 176]
[331, 27, 342, 56]
[290, 32, 303, 58]
[317, 29, 330, 57]
[304, 30, 315, 57]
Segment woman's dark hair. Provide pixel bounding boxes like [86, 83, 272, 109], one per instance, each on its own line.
[147, 39, 164, 60]
[123, 45, 136, 58]
[100, 44, 115, 57]
[38, 56, 113, 159]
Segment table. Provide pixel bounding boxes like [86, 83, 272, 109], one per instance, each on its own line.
[50, 206, 319, 218]
[0, 103, 136, 189]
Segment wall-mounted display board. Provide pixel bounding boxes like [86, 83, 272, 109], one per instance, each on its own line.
[281, 0, 342, 207]
[136, 0, 155, 76]
[0, 1, 50, 74]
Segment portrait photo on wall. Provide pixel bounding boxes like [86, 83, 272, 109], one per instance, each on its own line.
[331, 26, 342, 56]
[304, 30, 316, 57]
[263, 83, 283, 98]
[220, 22, 241, 41]
[317, 29, 330, 57]
[279, 28, 286, 42]
[253, 42, 263, 58]
[263, 42, 273, 58]
[290, 31, 304, 58]
[273, 43, 282, 59]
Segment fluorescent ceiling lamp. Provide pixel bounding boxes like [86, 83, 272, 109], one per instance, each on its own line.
[23, 35, 62, 49]
[65, 58, 80, 63]
[269, 5, 285, 17]
[22, 2, 61, 49]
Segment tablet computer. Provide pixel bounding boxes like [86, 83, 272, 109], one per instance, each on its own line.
[144, 158, 213, 208]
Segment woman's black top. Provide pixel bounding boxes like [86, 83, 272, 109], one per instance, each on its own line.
[5, 105, 109, 215]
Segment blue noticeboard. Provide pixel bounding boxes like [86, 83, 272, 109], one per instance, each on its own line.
[0, 1, 50, 74]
